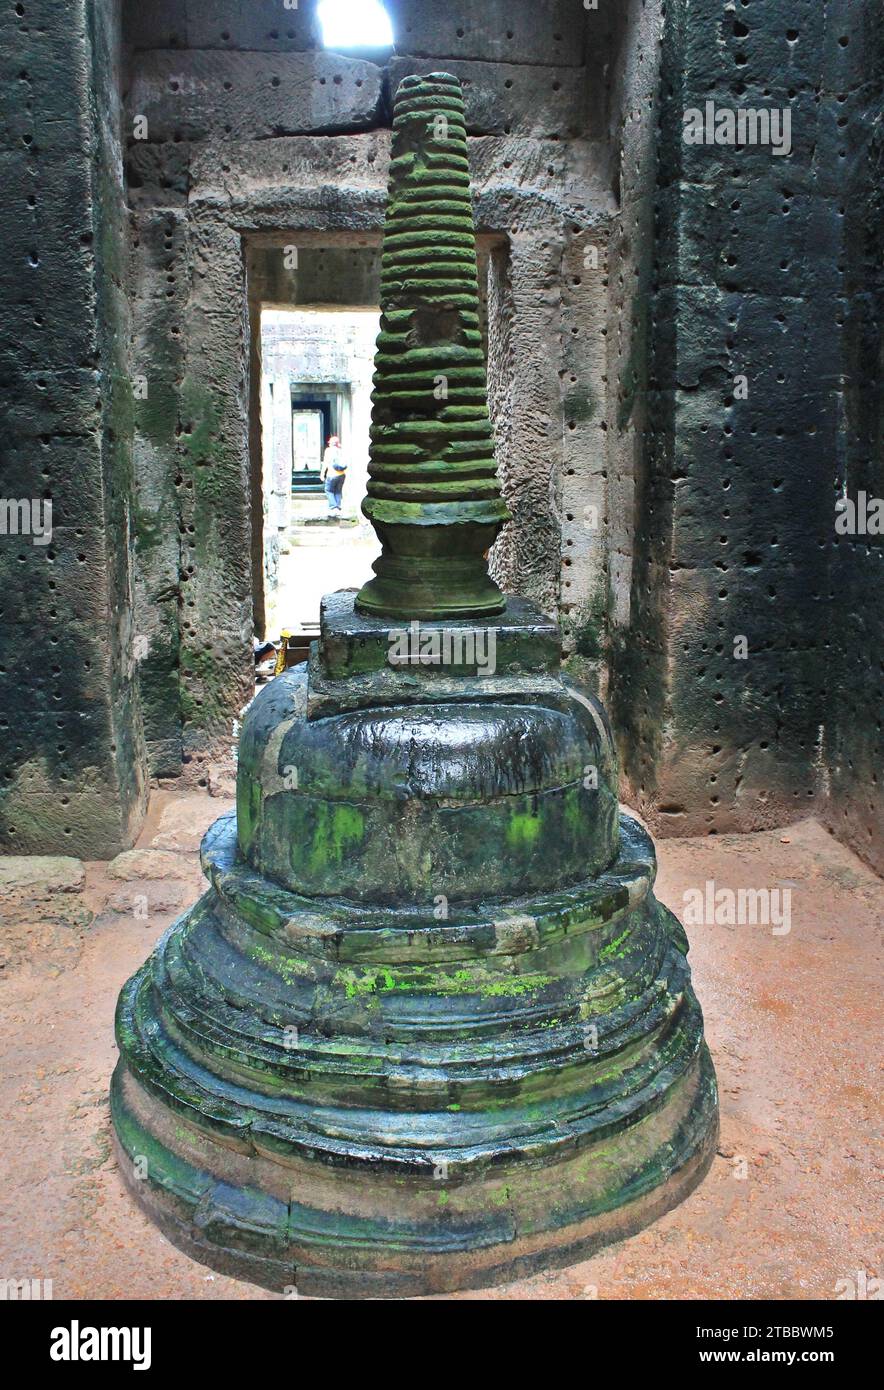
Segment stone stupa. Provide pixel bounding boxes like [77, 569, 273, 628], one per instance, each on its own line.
[110, 72, 718, 1298]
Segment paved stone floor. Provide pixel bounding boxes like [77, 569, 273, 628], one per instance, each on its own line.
[0, 792, 880, 1300]
[269, 512, 381, 635]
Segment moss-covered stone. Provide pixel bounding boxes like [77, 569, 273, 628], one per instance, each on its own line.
[356, 73, 510, 619]
[111, 70, 718, 1296]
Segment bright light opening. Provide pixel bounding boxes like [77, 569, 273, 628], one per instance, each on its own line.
[318, 0, 394, 50]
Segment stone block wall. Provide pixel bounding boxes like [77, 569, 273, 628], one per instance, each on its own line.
[822, 2, 884, 873]
[608, 0, 884, 870]
[0, 0, 147, 855]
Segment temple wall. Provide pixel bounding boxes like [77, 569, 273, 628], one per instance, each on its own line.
[0, 0, 147, 855]
[609, 0, 884, 862]
[821, 4, 884, 873]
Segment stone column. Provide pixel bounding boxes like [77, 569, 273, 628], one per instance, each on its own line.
[270, 374, 294, 536]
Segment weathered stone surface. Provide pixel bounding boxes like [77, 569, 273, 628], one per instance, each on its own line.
[188, 131, 390, 204]
[112, 799, 717, 1295]
[128, 51, 384, 143]
[105, 882, 187, 915]
[389, 57, 586, 138]
[318, 588, 561, 682]
[0, 856, 85, 894]
[151, 794, 230, 852]
[387, 0, 586, 67]
[126, 0, 321, 53]
[107, 849, 196, 881]
[607, 0, 883, 854]
[356, 73, 509, 618]
[238, 664, 619, 903]
[0, 0, 147, 856]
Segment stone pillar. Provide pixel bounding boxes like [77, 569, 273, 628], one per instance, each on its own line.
[270, 374, 294, 535]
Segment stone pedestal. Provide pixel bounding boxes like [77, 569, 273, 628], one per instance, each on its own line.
[111, 593, 717, 1297]
[111, 69, 716, 1298]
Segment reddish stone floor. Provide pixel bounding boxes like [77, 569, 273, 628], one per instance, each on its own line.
[0, 793, 880, 1300]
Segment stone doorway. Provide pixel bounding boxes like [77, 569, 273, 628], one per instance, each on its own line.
[256, 304, 382, 649]
[245, 236, 385, 649]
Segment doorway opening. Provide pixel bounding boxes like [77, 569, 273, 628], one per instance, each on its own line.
[259, 305, 381, 656]
[246, 234, 384, 668]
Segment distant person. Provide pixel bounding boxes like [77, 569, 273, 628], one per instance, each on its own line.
[320, 435, 346, 515]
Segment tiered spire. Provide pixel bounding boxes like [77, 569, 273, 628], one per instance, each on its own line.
[355, 72, 509, 619]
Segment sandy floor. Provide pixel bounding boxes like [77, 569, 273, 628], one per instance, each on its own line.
[0, 794, 880, 1301]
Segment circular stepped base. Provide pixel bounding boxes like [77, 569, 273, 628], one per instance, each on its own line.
[111, 1054, 717, 1298]
[111, 814, 718, 1298]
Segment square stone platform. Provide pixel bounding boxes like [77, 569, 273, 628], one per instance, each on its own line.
[306, 589, 569, 717]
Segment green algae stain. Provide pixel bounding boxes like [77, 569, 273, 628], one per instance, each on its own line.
[599, 927, 631, 960]
[334, 961, 552, 1000]
[479, 974, 553, 998]
[237, 775, 261, 856]
[246, 940, 306, 987]
[306, 802, 365, 877]
[338, 966, 395, 998]
[563, 786, 584, 835]
[507, 812, 542, 848]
